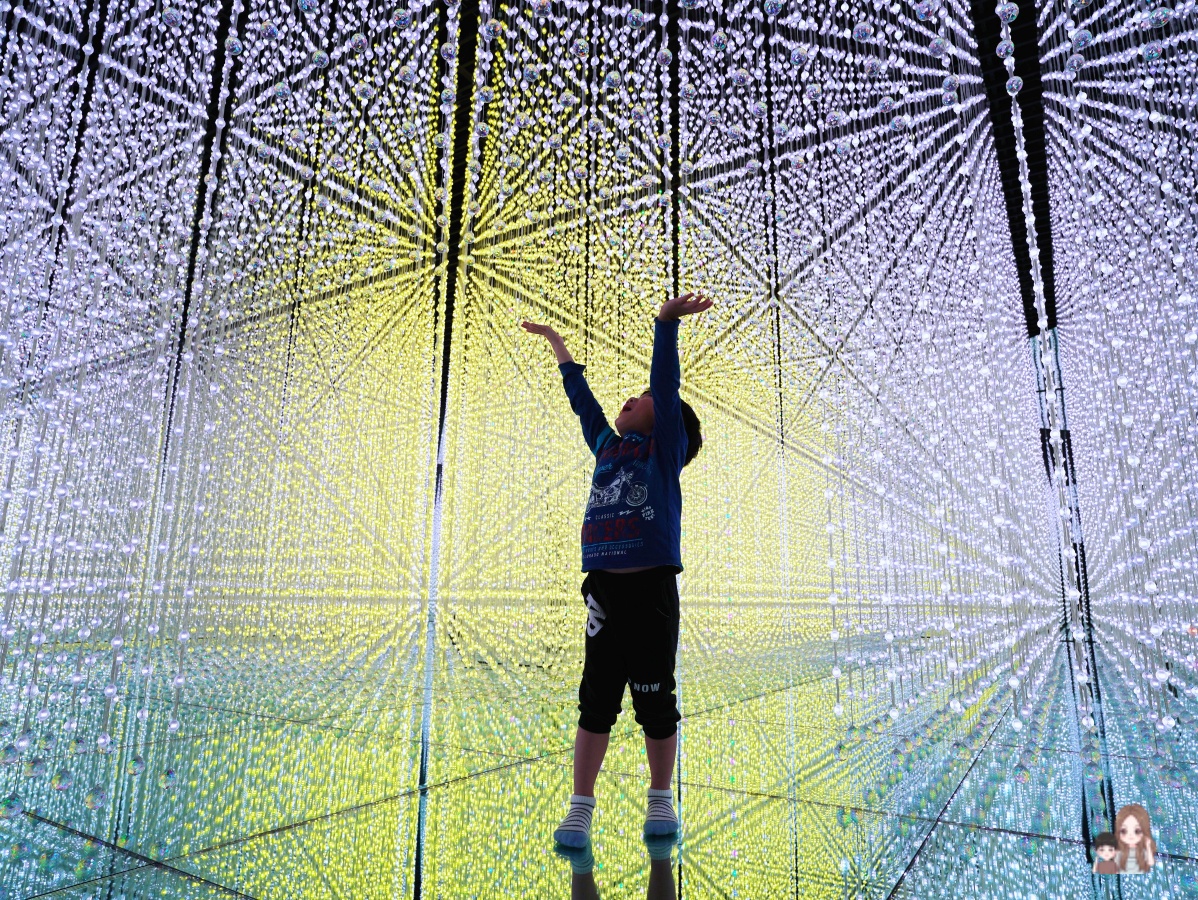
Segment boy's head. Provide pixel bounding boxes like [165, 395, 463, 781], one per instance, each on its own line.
[615, 391, 704, 467]
[1094, 833, 1118, 860]
[615, 390, 654, 438]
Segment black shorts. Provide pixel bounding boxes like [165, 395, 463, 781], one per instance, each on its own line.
[576, 566, 681, 741]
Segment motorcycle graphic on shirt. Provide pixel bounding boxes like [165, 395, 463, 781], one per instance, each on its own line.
[582, 438, 659, 562]
[586, 469, 634, 513]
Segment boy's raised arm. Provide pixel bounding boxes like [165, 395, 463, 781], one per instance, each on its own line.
[523, 320, 614, 456]
[650, 292, 711, 468]
[560, 361, 616, 457]
[649, 315, 686, 469]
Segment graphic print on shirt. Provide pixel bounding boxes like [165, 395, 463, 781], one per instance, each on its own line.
[584, 592, 606, 637]
[625, 481, 648, 506]
[562, 324, 684, 574]
[586, 469, 634, 513]
[580, 432, 677, 568]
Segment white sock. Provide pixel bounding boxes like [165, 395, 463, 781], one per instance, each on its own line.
[645, 788, 678, 830]
[554, 794, 596, 845]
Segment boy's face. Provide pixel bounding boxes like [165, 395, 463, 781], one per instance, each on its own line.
[1097, 845, 1117, 860]
[615, 390, 653, 437]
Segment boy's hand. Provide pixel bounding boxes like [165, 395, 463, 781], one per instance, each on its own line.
[521, 321, 562, 342]
[658, 291, 712, 321]
[522, 321, 574, 364]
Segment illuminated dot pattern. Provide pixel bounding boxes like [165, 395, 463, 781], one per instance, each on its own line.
[0, 0, 1196, 894]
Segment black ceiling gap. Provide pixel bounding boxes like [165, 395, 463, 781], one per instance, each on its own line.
[969, 0, 1057, 337]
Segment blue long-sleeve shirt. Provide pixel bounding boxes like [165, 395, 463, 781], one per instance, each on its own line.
[559, 317, 687, 573]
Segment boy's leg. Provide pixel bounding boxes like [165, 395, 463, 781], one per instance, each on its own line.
[646, 856, 677, 900]
[556, 574, 624, 847]
[645, 731, 677, 790]
[573, 726, 610, 796]
[574, 577, 624, 789]
[572, 872, 601, 900]
[571, 871, 601, 900]
[627, 568, 681, 748]
[626, 569, 682, 836]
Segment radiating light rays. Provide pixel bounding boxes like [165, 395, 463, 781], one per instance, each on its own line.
[1, 0, 446, 871]
[1039, 0, 1197, 776]
[1, 0, 1196, 894]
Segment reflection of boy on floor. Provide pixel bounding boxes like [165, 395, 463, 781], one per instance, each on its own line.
[1092, 833, 1120, 875]
[560, 836, 676, 900]
[522, 292, 712, 848]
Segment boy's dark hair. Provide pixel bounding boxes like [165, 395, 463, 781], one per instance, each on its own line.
[680, 399, 703, 468]
[1094, 833, 1118, 850]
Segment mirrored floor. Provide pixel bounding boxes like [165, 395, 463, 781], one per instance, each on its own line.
[3, 624, 1194, 900]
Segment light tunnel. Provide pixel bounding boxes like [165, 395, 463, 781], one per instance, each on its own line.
[0, 0, 1196, 895]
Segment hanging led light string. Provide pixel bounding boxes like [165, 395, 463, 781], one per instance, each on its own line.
[1052, 0, 1131, 754]
[994, 0, 1096, 741]
[1050, 0, 1192, 753]
[1, 0, 1168, 879]
[932, 0, 964, 719]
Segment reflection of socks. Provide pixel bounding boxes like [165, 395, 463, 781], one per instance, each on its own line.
[558, 840, 595, 874]
[644, 788, 679, 836]
[554, 794, 596, 847]
[644, 833, 676, 861]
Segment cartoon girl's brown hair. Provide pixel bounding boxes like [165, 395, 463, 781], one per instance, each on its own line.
[1114, 803, 1156, 872]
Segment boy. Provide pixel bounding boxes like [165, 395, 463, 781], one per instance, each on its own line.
[521, 291, 712, 848]
[1092, 832, 1119, 874]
